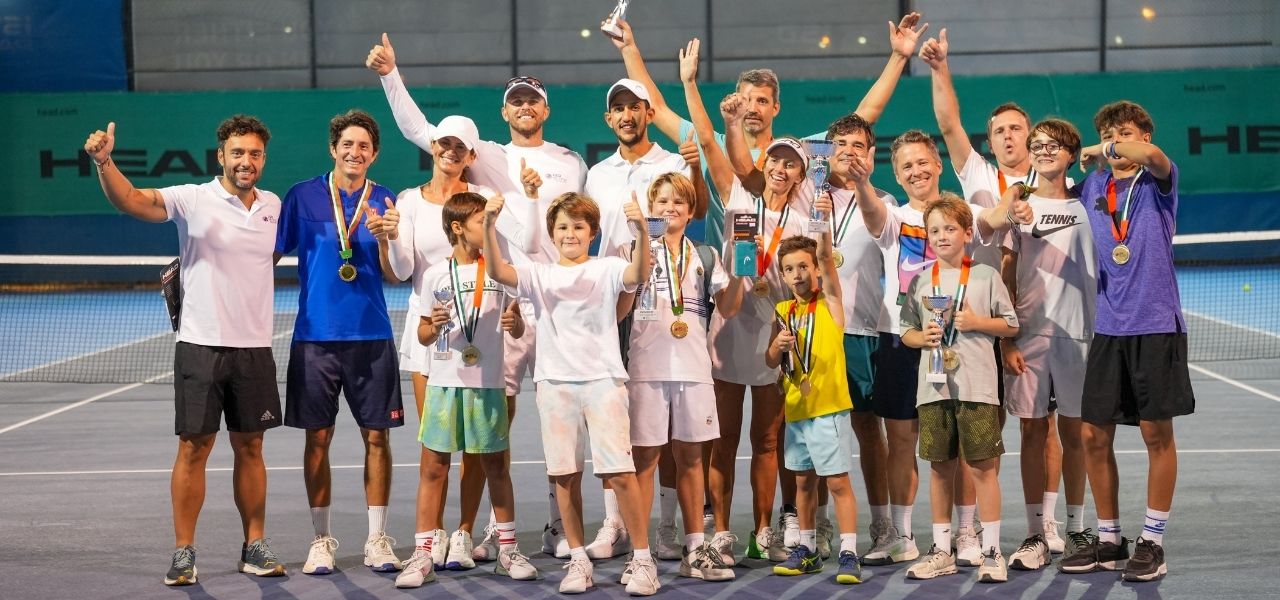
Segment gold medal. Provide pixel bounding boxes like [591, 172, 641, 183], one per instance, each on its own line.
[461, 345, 482, 366]
[832, 249, 845, 269]
[1112, 244, 1130, 265]
[943, 348, 960, 371]
[338, 262, 357, 282]
[670, 320, 689, 339]
[753, 280, 771, 297]
[799, 378, 812, 397]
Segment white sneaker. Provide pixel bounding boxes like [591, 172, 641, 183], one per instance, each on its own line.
[445, 529, 475, 570]
[428, 529, 448, 569]
[863, 526, 920, 565]
[780, 509, 800, 549]
[654, 522, 680, 561]
[303, 535, 338, 575]
[497, 546, 539, 580]
[394, 548, 436, 588]
[978, 547, 1008, 583]
[1043, 519, 1066, 554]
[472, 522, 500, 562]
[624, 556, 661, 596]
[1009, 534, 1050, 570]
[620, 556, 634, 585]
[816, 515, 834, 559]
[709, 531, 738, 567]
[955, 527, 982, 567]
[559, 556, 594, 594]
[906, 544, 958, 579]
[679, 543, 735, 581]
[364, 532, 401, 572]
[585, 517, 632, 560]
[542, 521, 570, 559]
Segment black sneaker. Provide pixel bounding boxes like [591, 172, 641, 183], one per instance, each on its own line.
[239, 538, 287, 577]
[1123, 538, 1167, 582]
[1065, 528, 1095, 558]
[164, 545, 198, 586]
[1059, 536, 1130, 573]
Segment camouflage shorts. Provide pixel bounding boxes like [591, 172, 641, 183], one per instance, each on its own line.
[917, 399, 1005, 462]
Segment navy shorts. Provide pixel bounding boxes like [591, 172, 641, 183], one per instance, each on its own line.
[285, 340, 405, 430]
[1082, 333, 1195, 426]
[174, 342, 281, 435]
[871, 332, 919, 421]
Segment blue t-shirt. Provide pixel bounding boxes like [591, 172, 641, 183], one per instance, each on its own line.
[1079, 162, 1185, 336]
[276, 174, 396, 341]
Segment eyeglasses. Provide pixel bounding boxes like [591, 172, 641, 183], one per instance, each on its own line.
[505, 76, 544, 90]
[1029, 141, 1062, 155]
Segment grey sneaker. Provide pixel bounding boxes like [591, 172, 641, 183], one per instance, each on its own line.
[679, 543, 735, 581]
[164, 545, 198, 586]
[239, 538, 286, 577]
[977, 547, 1008, 583]
[1009, 534, 1050, 570]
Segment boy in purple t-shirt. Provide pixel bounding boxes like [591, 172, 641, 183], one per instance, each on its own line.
[1058, 101, 1194, 582]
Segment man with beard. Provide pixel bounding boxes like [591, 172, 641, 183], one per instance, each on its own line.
[84, 115, 287, 585]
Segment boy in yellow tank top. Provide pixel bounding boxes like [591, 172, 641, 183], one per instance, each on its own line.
[763, 191, 863, 585]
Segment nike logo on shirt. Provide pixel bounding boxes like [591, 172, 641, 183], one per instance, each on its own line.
[1030, 221, 1082, 238]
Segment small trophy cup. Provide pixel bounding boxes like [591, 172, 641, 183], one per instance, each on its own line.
[600, 0, 631, 40]
[636, 216, 668, 321]
[802, 139, 835, 233]
[924, 294, 953, 384]
[432, 289, 454, 360]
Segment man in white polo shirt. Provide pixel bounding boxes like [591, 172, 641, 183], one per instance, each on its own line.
[84, 115, 287, 586]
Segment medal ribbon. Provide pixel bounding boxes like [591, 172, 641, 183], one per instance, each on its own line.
[449, 256, 486, 344]
[833, 191, 859, 247]
[931, 256, 972, 347]
[663, 237, 691, 317]
[327, 173, 373, 260]
[1105, 167, 1145, 243]
[787, 294, 818, 377]
[756, 196, 791, 276]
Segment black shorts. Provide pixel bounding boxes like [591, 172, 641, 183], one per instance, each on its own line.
[174, 342, 281, 435]
[871, 332, 919, 421]
[1082, 333, 1195, 426]
[285, 340, 405, 430]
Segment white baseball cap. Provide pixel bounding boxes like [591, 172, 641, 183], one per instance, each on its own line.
[433, 115, 480, 152]
[764, 137, 809, 171]
[605, 78, 651, 110]
[503, 76, 548, 105]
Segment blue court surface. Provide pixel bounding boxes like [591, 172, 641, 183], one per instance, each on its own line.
[1, 271, 1278, 599]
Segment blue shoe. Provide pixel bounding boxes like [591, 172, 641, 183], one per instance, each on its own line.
[239, 538, 287, 577]
[773, 544, 822, 575]
[836, 550, 863, 584]
[164, 545, 198, 586]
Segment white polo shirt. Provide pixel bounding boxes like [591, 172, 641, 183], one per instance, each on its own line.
[585, 143, 689, 257]
[161, 177, 281, 348]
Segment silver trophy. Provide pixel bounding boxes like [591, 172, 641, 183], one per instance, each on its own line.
[802, 139, 835, 233]
[636, 216, 668, 321]
[600, 0, 631, 40]
[924, 295, 953, 384]
[432, 289, 454, 356]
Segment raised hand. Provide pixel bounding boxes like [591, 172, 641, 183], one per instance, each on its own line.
[849, 146, 875, 183]
[678, 130, 700, 170]
[84, 122, 116, 164]
[1011, 191, 1034, 225]
[624, 190, 644, 228]
[484, 193, 505, 224]
[1079, 143, 1106, 173]
[366, 32, 397, 76]
[501, 299, 523, 332]
[719, 92, 747, 124]
[366, 197, 398, 241]
[519, 158, 541, 199]
[678, 38, 700, 83]
[606, 18, 635, 50]
[952, 298, 980, 333]
[814, 190, 834, 216]
[890, 11, 929, 58]
[919, 27, 949, 70]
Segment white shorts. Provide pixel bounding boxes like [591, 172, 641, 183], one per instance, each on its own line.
[503, 303, 536, 396]
[1004, 334, 1088, 419]
[625, 381, 720, 447]
[534, 378, 635, 477]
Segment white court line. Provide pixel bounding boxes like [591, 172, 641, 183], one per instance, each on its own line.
[3, 448, 1278, 478]
[1189, 363, 1280, 404]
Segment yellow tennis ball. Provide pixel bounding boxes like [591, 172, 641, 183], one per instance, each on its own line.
[1243, 283, 1253, 292]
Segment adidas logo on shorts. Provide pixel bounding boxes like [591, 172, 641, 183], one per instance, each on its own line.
[260, 410, 275, 422]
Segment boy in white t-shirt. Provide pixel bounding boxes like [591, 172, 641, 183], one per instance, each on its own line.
[483, 191, 660, 596]
[393, 192, 536, 588]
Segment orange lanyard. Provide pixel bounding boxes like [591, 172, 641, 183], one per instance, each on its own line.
[931, 257, 972, 346]
[1105, 168, 1144, 243]
[756, 197, 791, 276]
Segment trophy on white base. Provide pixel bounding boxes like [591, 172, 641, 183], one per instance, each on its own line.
[600, 0, 631, 40]
[802, 139, 835, 233]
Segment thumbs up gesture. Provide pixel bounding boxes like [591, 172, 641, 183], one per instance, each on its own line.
[366, 197, 399, 241]
[953, 298, 980, 333]
[85, 122, 116, 164]
[366, 32, 397, 76]
[623, 190, 644, 228]
[678, 130, 700, 170]
[501, 299, 524, 334]
[519, 157, 541, 199]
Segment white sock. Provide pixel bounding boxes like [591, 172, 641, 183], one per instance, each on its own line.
[956, 504, 977, 531]
[604, 488, 622, 523]
[891, 504, 913, 537]
[1142, 508, 1169, 545]
[800, 529, 817, 550]
[1066, 505, 1085, 533]
[1042, 491, 1059, 518]
[839, 532, 858, 554]
[415, 531, 435, 553]
[497, 521, 517, 550]
[1025, 503, 1043, 534]
[368, 506, 388, 539]
[1098, 518, 1121, 545]
[548, 481, 561, 524]
[870, 504, 890, 522]
[659, 487, 678, 526]
[685, 532, 705, 549]
[633, 547, 651, 560]
[311, 506, 331, 538]
[570, 546, 588, 561]
[932, 523, 952, 554]
[980, 520, 1001, 552]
